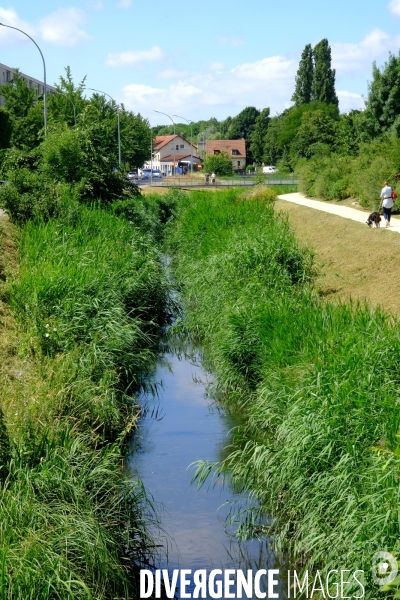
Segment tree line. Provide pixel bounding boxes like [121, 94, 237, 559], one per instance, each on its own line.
[0, 66, 151, 170]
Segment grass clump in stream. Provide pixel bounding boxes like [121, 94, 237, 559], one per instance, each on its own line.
[168, 186, 400, 596]
[0, 196, 173, 598]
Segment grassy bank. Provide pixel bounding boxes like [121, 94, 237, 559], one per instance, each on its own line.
[168, 186, 400, 596]
[0, 194, 175, 598]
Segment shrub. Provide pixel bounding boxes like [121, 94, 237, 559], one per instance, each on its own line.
[203, 150, 233, 175]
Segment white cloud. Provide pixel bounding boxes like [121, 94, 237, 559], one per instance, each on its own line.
[0, 8, 36, 44]
[157, 68, 188, 79]
[337, 91, 365, 113]
[117, 0, 132, 7]
[388, 0, 400, 16]
[39, 7, 91, 46]
[209, 62, 225, 72]
[218, 35, 244, 47]
[332, 29, 400, 74]
[106, 46, 163, 67]
[118, 29, 400, 121]
[120, 55, 297, 120]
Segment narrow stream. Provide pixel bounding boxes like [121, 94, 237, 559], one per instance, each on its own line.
[128, 347, 286, 598]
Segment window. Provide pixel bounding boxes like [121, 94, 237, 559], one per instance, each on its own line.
[170, 144, 174, 149]
[6, 71, 10, 82]
[232, 149, 239, 156]
[29, 80, 32, 88]
[213, 150, 221, 154]
[237, 161, 241, 166]
[2, 72, 5, 82]
[176, 144, 179, 150]
[180, 144, 184, 148]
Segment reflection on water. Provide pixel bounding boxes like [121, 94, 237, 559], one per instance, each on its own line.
[128, 350, 286, 599]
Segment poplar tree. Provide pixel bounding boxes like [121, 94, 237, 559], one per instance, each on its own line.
[312, 38, 338, 106]
[292, 44, 314, 106]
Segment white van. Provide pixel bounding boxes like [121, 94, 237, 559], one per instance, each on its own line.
[262, 166, 278, 174]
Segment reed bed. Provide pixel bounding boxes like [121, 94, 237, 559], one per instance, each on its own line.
[168, 186, 400, 596]
[0, 197, 173, 598]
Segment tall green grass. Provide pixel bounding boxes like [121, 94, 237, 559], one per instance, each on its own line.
[169, 187, 400, 596]
[0, 199, 172, 597]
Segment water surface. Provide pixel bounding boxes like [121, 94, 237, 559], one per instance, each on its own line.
[128, 349, 285, 598]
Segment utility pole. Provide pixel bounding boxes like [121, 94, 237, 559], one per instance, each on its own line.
[154, 110, 175, 176]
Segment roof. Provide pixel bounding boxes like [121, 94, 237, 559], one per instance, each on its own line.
[154, 134, 198, 151]
[154, 135, 177, 151]
[160, 154, 202, 162]
[205, 139, 246, 157]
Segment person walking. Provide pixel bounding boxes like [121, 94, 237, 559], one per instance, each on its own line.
[205, 172, 210, 185]
[381, 181, 396, 227]
[211, 172, 216, 185]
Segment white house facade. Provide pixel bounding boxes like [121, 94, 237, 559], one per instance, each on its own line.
[144, 134, 202, 175]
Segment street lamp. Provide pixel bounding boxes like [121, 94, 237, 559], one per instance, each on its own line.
[55, 90, 76, 126]
[0, 22, 47, 135]
[154, 110, 175, 177]
[174, 114, 193, 175]
[87, 87, 121, 167]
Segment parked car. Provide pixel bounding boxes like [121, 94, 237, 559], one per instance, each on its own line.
[141, 169, 152, 180]
[262, 166, 278, 174]
[140, 169, 163, 180]
[126, 171, 138, 181]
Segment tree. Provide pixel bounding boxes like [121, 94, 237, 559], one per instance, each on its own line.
[228, 106, 260, 164]
[292, 44, 314, 106]
[312, 39, 338, 106]
[367, 52, 400, 133]
[278, 102, 339, 149]
[120, 108, 152, 169]
[48, 67, 87, 127]
[250, 108, 270, 164]
[264, 117, 285, 165]
[203, 151, 233, 175]
[0, 69, 43, 149]
[292, 109, 337, 158]
[0, 110, 12, 149]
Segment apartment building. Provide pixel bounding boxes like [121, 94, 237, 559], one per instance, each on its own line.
[0, 63, 56, 106]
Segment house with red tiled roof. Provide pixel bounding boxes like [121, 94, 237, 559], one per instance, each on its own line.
[205, 139, 246, 171]
[145, 134, 202, 175]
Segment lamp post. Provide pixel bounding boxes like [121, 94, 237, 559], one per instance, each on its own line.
[55, 90, 76, 126]
[88, 87, 121, 167]
[154, 110, 175, 177]
[150, 125, 153, 186]
[0, 22, 47, 135]
[174, 114, 193, 175]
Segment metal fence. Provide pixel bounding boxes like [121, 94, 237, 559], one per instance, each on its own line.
[138, 177, 298, 188]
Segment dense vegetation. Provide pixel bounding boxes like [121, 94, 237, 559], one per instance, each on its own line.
[169, 187, 400, 598]
[0, 67, 178, 597]
[0, 67, 151, 171]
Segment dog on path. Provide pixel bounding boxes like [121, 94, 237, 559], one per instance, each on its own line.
[366, 212, 382, 228]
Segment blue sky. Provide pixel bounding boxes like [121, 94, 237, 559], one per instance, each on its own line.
[1, 0, 400, 124]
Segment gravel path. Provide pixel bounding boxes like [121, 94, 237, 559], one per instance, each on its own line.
[277, 192, 400, 232]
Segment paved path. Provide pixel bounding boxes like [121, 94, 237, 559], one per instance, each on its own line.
[277, 192, 400, 233]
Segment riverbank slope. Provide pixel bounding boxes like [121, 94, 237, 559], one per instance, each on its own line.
[168, 186, 400, 598]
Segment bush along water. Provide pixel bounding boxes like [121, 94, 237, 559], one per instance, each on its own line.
[168, 186, 400, 597]
[0, 190, 178, 598]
